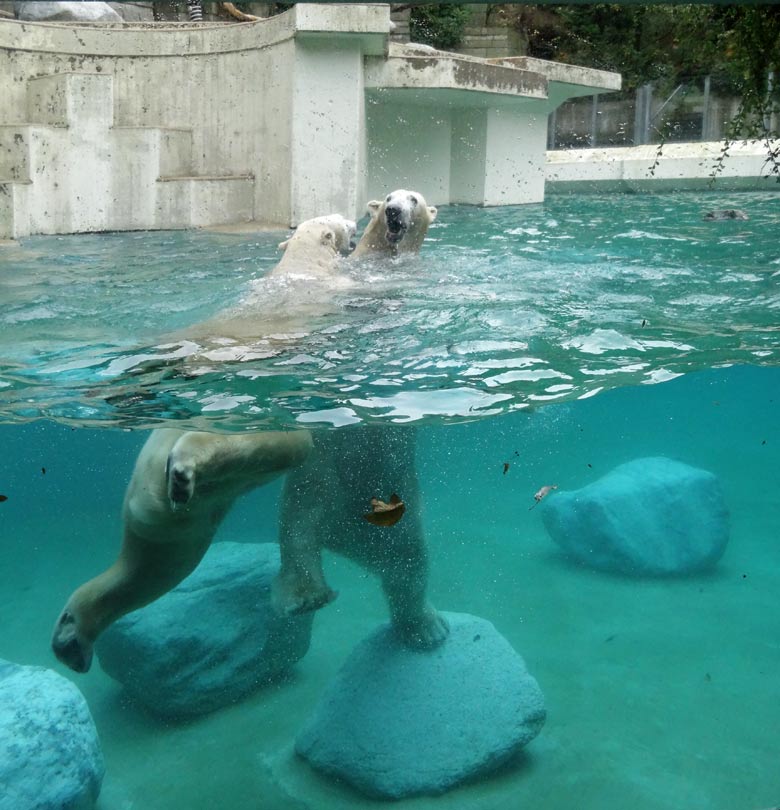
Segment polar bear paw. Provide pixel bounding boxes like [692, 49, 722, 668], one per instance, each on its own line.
[51, 609, 93, 673]
[166, 454, 195, 510]
[393, 608, 450, 651]
[271, 574, 338, 617]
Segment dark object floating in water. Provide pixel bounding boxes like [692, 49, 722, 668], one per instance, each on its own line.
[364, 494, 406, 527]
[703, 209, 749, 221]
[503, 462, 510, 475]
[641, 319, 647, 327]
[704, 672, 712, 682]
[0, 495, 7, 502]
[41, 467, 46, 475]
[529, 484, 557, 510]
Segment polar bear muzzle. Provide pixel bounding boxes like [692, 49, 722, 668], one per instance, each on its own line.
[383, 190, 426, 246]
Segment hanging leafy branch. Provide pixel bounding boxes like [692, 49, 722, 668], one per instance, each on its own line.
[714, 7, 780, 179]
[507, 4, 780, 177]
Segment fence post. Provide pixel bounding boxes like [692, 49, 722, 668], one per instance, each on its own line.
[634, 83, 652, 145]
[589, 94, 599, 147]
[701, 75, 712, 141]
[548, 108, 557, 150]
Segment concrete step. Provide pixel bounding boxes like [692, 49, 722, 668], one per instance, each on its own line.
[27, 73, 114, 129]
[0, 180, 30, 240]
[113, 126, 194, 177]
[2, 69, 254, 236]
[0, 126, 31, 182]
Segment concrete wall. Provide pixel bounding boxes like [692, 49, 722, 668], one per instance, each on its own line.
[0, 7, 623, 239]
[546, 140, 780, 192]
[0, 6, 388, 236]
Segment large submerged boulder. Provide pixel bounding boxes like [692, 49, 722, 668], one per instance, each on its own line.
[542, 456, 729, 576]
[0, 659, 104, 810]
[96, 542, 313, 718]
[296, 612, 545, 799]
[14, 2, 123, 22]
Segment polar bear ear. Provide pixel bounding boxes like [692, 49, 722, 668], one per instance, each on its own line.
[427, 206, 438, 222]
[278, 237, 291, 251]
[366, 200, 382, 219]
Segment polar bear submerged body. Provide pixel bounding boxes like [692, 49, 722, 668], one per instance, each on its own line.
[273, 426, 448, 649]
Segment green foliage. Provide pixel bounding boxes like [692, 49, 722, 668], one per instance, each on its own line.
[710, 7, 780, 179]
[513, 4, 779, 175]
[521, 5, 719, 93]
[409, 4, 471, 50]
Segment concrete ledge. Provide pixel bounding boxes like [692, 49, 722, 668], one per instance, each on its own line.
[0, 4, 389, 57]
[365, 50, 548, 105]
[489, 56, 621, 93]
[546, 140, 780, 192]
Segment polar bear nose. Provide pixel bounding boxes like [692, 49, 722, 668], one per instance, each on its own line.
[385, 205, 405, 231]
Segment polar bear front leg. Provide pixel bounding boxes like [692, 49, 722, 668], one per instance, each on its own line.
[165, 429, 313, 510]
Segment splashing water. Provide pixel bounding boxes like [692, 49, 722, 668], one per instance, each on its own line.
[1, 192, 777, 430]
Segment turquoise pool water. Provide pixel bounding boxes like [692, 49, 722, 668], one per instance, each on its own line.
[1, 191, 777, 428]
[1, 192, 778, 810]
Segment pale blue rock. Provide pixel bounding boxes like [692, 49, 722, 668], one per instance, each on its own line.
[0, 659, 104, 810]
[542, 456, 729, 575]
[14, 2, 123, 22]
[296, 612, 546, 799]
[96, 542, 313, 717]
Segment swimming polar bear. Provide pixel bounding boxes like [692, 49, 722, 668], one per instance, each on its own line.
[52, 428, 313, 673]
[184, 214, 357, 345]
[351, 189, 437, 257]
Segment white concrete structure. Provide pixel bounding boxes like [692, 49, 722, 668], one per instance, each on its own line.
[546, 140, 780, 193]
[0, 5, 620, 239]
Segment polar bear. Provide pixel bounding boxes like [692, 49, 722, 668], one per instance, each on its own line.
[52, 428, 313, 673]
[351, 189, 437, 257]
[272, 190, 448, 650]
[183, 214, 357, 345]
[272, 425, 449, 650]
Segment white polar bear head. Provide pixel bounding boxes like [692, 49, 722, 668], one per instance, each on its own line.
[279, 214, 357, 257]
[352, 189, 437, 257]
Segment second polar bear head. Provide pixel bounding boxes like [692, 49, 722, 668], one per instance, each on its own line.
[279, 214, 357, 257]
[353, 189, 437, 257]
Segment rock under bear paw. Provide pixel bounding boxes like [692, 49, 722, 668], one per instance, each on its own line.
[393, 608, 450, 651]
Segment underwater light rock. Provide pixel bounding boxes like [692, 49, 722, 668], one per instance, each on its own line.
[542, 457, 729, 576]
[0, 659, 104, 810]
[96, 542, 312, 717]
[295, 612, 545, 799]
